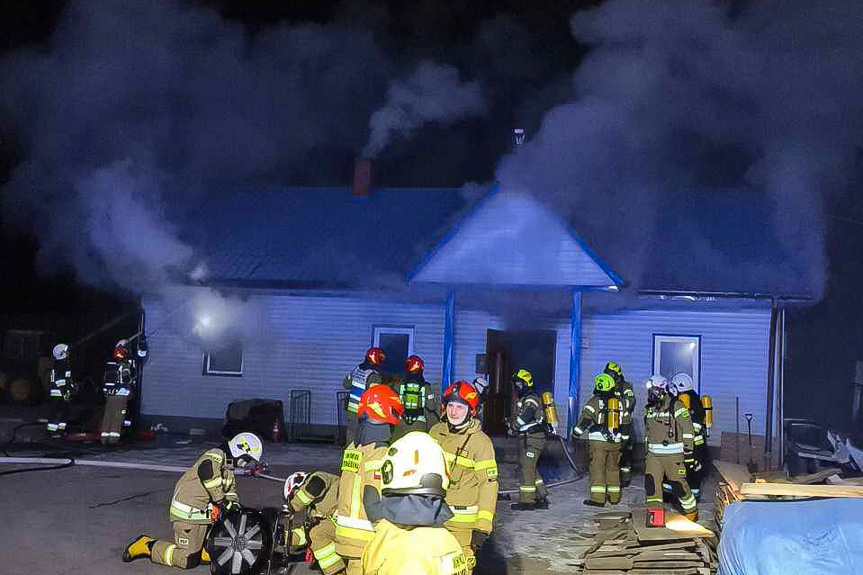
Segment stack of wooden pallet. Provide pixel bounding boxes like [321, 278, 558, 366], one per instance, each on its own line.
[713, 460, 863, 527]
[575, 509, 718, 575]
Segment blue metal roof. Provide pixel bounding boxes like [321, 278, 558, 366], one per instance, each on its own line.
[189, 185, 813, 297]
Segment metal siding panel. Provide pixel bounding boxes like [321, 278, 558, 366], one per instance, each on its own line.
[142, 294, 445, 424]
[578, 309, 771, 445]
[453, 310, 504, 384]
[414, 193, 614, 286]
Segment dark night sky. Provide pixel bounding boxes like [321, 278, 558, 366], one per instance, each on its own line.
[1, 0, 861, 432]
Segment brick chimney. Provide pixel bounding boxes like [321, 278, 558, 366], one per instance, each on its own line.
[352, 158, 372, 197]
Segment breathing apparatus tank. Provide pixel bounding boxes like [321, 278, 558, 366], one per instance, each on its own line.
[541, 392, 559, 434]
[606, 397, 621, 431]
[701, 395, 713, 435]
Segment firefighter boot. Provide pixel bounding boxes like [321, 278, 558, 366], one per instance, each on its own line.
[583, 499, 604, 508]
[510, 502, 536, 511]
[122, 535, 154, 562]
[201, 546, 211, 564]
[534, 498, 550, 510]
[684, 510, 699, 522]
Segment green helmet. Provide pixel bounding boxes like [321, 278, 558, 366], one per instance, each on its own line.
[594, 373, 616, 393]
[513, 369, 533, 389]
[604, 361, 623, 382]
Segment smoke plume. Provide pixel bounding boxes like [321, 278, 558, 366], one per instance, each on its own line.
[363, 61, 486, 157]
[497, 0, 863, 299]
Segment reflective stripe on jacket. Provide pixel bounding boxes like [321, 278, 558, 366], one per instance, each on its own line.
[334, 442, 386, 558]
[170, 448, 237, 525]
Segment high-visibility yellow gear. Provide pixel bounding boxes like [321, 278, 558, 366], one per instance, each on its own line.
[701, 395, 713, 429]
[334, 442, 387, 559]
[429, 419, 498, 534]
[288, 471, 339, 518]
[362, 519, 467, 575]
[606, 397, 621, 431]
[594, 373, 615, 392]
[679, 394, 690, 409]
[122, 535, 154, 562]
[514, 369, 533, 387]
[541, 392, 559, 429]
[170, 449, 238, 525]
[571, 396, 621, 443]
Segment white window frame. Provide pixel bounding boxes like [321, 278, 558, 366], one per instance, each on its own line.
[203, 346, 244, 377]
[372, 325, 415, 355]
[652, 334, 701, 392]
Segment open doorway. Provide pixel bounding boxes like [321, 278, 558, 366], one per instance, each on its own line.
[483, 329, 557, 436]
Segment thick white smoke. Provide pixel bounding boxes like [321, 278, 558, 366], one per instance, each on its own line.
[363, 61, 486, 157]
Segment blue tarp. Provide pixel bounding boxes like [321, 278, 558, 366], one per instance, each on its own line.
[719, 499, 863, 575]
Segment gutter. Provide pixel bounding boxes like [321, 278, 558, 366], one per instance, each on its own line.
[637, 289, 812, 304]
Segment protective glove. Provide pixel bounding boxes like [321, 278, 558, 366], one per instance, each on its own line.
[223, 499, 240, 512]
[602, 429, 614, 443]
[470, 530, 489, 552]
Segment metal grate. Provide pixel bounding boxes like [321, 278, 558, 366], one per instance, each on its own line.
[288, 390, 312, 442]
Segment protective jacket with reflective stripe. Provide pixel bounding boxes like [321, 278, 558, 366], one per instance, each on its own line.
[362, 519, 467, 575]
[512, 392, 546, 434]
[644, 397, 694, 454]
[289, 471, 339, 520]
[169, 448, 238, 525]
[429, 419, 498, 534]
[616, 380, 636, 425]
[679, 390, 707, 446]
[344, 363, 383, 413]
[334, 442, 387, 558]
[572, 395, 621, 443]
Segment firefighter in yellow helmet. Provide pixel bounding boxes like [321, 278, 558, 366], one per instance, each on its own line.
[571, 373, 622, 506]
[362, 431, 468, 575]
[334, 386, 403, 575]
[604, 361, 636, 487]
[644, 375, 698, 520]
[122, 433, 263, 568]
[430, 381, 498, 574]
[283, 471, 344, 575]
[509, 369, 550, 510]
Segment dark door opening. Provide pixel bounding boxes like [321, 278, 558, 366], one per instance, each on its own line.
[483, 329, 557, 436]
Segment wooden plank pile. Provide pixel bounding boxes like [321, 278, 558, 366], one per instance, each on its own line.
[713, 460, 863, 526]
[574, 509, 718, 575]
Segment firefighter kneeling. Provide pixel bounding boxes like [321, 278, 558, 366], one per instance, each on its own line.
[123, 433, 263, 568]
[572, 373, 623, 507]
[643, 375, 698, 520]
[362, 432, 467, 575]
[430, 381, 497, 574]
[283, 471, 344, 575]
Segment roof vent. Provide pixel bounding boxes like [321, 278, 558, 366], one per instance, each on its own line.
[353, 158, 372, 197]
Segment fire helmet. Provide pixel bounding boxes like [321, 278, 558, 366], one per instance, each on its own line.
[442, 380, 480, 416]
[53, 344, 69, 361]
[671, 373, 694, 394]
[113, 339, 130, 361]
[380, 431, 449, 497]
[604, 361, 623, 382]
[405, 355, 424, 374]
[645, 374, 669, 391]
[283, 471, 308, 502]
[228, 432, 263, 463]
[512, 369, 533, 391]
[365, 347, 386, 367]
[594, 373, 616, 393]
[357, 385, 404, 425]
[471, 377, 489, 397]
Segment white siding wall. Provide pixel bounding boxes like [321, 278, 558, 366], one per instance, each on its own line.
[142, 293, 445, 424]
[577, 309, 772, 445]
[453, 309, 505, 383]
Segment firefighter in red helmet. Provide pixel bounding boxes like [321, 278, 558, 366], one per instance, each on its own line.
[429, 381, 498, 574]
[393, 355, 440, 440]
[343, 347, 385, 445]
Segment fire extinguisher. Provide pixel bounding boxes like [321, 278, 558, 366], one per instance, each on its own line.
[272, 419, 282, 443]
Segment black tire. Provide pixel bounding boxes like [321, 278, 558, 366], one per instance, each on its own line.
[207, 507, 272, 575]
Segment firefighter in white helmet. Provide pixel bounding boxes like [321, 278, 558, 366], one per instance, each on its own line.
[283, 471, 344, 575]
[362, 431, 467, 575]
[669, 373, 706, 499]
[643, 375, 698, 520]
[122, 433, 264, 568]
[46, 343, 76, 436]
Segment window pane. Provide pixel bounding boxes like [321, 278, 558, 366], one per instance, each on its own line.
[659, 340, 694, 381]
[378, 333, 409, 376]
[207, 343, 243, 374]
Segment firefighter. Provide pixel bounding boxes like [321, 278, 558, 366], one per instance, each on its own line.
[46, 344, 76, 436]
[100, 339, 140, 445]
[393, 355, 439, 440]
[509, 369, 549, 510]
[429, 381, 497, 573]
[604, 361, 636, 487]
[343, 347, 386, 445]
[571, 373, 622, 507]
[122, 432, 264, 568]
[362, 431, 467, 575]
[283, 471, 344, 575]
[643, 374, 698, 520]
[670, 373, 706, 500]
[334, 385, 403, 575]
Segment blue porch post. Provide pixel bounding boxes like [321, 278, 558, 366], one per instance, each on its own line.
[568, 289, 583, 436]
[441, 291, 455, 393]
